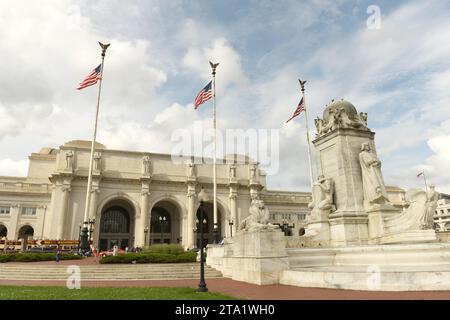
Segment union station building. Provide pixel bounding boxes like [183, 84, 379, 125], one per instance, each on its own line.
[0, 140, 317, 251]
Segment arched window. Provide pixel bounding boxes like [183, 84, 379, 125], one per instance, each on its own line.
[100, 206, 130, 233]
[299, 228, 306, 236]
[18, 225, 34, 238]
[0, 224, 7, 237]
[150, 207, 171, 234]
[445, 223, 450, 231]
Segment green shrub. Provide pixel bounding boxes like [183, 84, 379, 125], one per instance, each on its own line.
[143, 244, 185, 255]
[100, 251, 196, 264]
[0, 253, 82, 263]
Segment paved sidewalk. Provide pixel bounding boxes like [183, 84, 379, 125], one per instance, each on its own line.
[1, 278, 450, 300]
[2, 258, 450, 299]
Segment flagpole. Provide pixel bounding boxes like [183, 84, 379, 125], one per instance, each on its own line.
[299, 79, 314, 189]
[422, 171, 428, 192]
[80, 42, 110, 251]
[209, 61, 219, 244]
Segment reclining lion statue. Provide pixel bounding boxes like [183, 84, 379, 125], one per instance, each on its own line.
[239, 197, 279, 232]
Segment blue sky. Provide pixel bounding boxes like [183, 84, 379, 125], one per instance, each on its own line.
[0, 0, 449, 193]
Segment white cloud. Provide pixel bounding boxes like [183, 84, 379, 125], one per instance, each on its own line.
[0, 0, 449, 196]
[0, 159, 28, 177]
[182, 38, 246, 88]
[251, 1, 450, 191]
[415, 119, 450, 193]
[0, 106, 21, 140]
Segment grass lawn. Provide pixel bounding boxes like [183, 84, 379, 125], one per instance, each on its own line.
[0, 285, 239, 300]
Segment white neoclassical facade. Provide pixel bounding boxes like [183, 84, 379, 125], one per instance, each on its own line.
[0, 140, 413, 251]
[434, 197, 450, 231]
[0, 140, 314, 250]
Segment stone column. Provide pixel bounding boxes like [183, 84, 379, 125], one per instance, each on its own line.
[48, 173, 73, 240]
[228, 183, 238, 237]
[186, 181, 197, 249]
[136, 178, 151, 248]
[9, 204, 21, 240]
[56, 184, 71, 240]
[39, 205, 47, 239]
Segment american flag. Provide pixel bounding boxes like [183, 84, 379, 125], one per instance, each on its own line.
[286, 97, 305, 123]
[77, 64, 102, 90]
[194, 81, 212, 109]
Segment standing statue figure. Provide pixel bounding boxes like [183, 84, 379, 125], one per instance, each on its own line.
[142, 155, 151, 175]
[359, 142, 389, 207]
[187, 162, 196, 178]
[93, 152, 102, 171]
[314, 117, 324, 136]
[358, 112, 368, 126]
[65, 150, 74, 170]
[229, 163, 237, 179]
[421, 184, 439, 229]
[249, 163, 258, 181]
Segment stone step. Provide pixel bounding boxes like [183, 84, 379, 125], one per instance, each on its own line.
[0, 268, 217, 273]
[0, 265, 209, 270]
[0, 274, 223, 279]
[0, 271, 222, 276]
[0, 274, 222, 280]
[0, 263, 223, 280]
[0, 271, 222, 275]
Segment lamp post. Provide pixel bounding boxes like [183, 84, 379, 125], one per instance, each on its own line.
[159, 216, 167, 244]
[228, 219, 234, 238]
[88, 218, 95, 244]
[193, 225, 198, 249]
[144, 226, 149, 247]
[197, 187, 209, 293]
[282, 219, 288, 236]
[77, 223, 82, 251]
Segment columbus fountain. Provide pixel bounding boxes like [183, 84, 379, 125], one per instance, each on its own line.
[207, 99, 450, 291]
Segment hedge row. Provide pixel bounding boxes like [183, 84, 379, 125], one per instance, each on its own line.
[99, 251, 197, 264]
[142, 244, 185, 255]
[0, 253, 82, 263]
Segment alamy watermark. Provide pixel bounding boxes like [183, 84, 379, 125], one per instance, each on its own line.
[66, 265, 81, 289]
[366, 264, 381, 290]
[171, 121, 280, 175]
[367, 5, 381, 30]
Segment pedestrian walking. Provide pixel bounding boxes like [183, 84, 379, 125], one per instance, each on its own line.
[56, 248, 61, 263]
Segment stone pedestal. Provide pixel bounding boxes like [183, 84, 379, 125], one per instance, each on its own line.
[381, 229, 437, 244]
[305, 221, 330, 243]
[314, 127, 377, 246]
[207, 229, 289, 285]
[329, 215, 369, 246]
[367, 204, 399, 244]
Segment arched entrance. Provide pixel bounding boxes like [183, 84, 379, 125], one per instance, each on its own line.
[149, 200, 181, 244]
[0, 224, 7, 238]
[18, 225, 34, 239]
[18, 225, 34, 251]
[98, 200, 135, 251]
[195, 202, 222, 247]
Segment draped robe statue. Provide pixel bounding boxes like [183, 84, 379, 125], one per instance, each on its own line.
[359, 142, 389, 208]
[422, 185, 439, 229]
